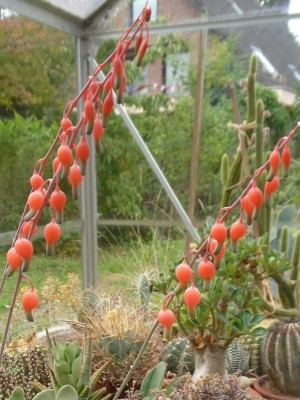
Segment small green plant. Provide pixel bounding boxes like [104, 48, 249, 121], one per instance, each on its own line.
[8, 384, 80, 400]
[45, 333, 110, 400]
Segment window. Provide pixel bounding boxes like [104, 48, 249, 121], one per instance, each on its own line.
[165, 53, 189, 95]
[132, 0, 157, 22]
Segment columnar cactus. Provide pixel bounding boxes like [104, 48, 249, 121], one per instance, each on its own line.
[262, 319, 300, 396]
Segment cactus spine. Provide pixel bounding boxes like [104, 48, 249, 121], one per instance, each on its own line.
[262, 319, 300, 396]
[160, 338, 195, 375]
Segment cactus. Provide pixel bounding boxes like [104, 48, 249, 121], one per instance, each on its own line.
[225, 338, 249, 375]
[221, 54, 258, 207]
[0, 345, 51, 400]
[137, 272, 152, 306]
[239, 334, 265, 375]
[161, 337, 254, 376]
[221, 153, 229, 186]
[160, 337, 195, 375]
[262, 319, 300, 396]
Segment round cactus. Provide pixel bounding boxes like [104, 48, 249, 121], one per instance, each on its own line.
[262, 319, 300, 396]
[160, 338, 195, 375]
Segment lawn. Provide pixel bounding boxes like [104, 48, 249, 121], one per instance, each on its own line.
[0, 231, 186, 339]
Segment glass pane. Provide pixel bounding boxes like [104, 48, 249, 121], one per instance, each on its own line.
[133, 0, 157, 21]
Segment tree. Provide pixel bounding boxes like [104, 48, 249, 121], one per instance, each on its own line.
[0, 15, 75, 121]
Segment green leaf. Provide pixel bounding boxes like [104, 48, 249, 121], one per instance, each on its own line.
[71, 354, 82, 383]
[8, 387, 25, 400]
[56, 385, 79, 400]
[32, 390, 56, 400]
[77, 337, 92, 388]
[250, 327, 267, 336]
[54, 360, 71, 375]
[214, 312, 236, 330]
[65, 343, 81, 364]
[250, 313, 264, 326]
[140, 361, 167, 400]
[165, 376, 185, 396]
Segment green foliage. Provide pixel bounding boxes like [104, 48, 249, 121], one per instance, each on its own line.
[256, 83, 292, 147]
[0, 114, 79, 231]
[46, 337, 109, 400]
[9, 385, 80, 400]
[139, 361, 167, 400]
[0, 16, 75, 120]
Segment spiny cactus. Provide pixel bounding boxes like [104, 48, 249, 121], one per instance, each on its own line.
[160, 338, 195, 375]
[136, 272, 152, 306]
[160, 337, 253, 376]
[225, 338, 249, 375]
[239, 334, 264, 375]
[0, 345, 50, 400]
[262, 319, 300, 396]
[221, 54, 258, 207]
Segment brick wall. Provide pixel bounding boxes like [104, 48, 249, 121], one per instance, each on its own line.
[112, 0, 201, 95]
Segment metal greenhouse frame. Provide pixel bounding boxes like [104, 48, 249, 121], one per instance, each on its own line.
[0, 0, 299, 288]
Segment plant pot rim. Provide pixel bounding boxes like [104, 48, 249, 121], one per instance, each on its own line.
[252, 375, 300, 400]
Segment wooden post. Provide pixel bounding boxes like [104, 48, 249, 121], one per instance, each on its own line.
[186, 25, 208, 249]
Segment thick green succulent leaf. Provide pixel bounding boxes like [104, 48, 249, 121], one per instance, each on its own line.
[52, 344, 68, 362]
[55, 373, 77, 388]
[71, 353, 82, 382]
[140, 361, 166, 400]
[54, 360, 72, 375]
[32, 389, 56, 400]
[56, 385, 79, 400]
[8, 387, 25, 400]
[65, 343, 81, 364]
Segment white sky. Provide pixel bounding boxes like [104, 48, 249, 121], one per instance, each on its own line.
[289, 0, 300, 42]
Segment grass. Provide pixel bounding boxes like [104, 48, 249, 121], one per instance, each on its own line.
[0, 228, 186, 341]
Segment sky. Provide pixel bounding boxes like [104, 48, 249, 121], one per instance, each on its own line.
[289, 0, 300, 42]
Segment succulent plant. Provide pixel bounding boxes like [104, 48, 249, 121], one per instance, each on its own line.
[50, 342, 83, 388]
[8, 384, 80, 400]
[46, 333, 109, 400]
[160, 337, 252, 376]
[199, 374, 247, 400]
[262, 319, 300, 396]
[159, 337, 195, 375]
[225, 338, 249, 375]
[0, 345, 50, 400]
[239, 334, 264, 375]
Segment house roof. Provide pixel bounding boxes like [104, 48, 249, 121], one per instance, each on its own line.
[192, 0, 300, 90]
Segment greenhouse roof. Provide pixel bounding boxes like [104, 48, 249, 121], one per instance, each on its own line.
[1, 0, 300, 38]
[0, 0, 113, 35]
